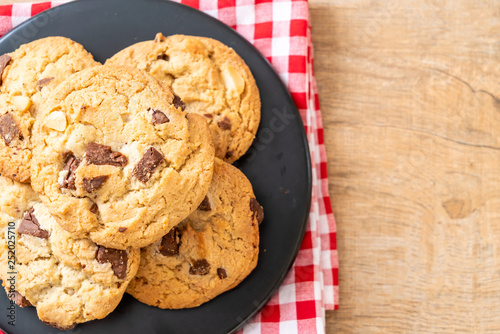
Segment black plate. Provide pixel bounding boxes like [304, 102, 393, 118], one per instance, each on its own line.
[0, 0, 311, 333]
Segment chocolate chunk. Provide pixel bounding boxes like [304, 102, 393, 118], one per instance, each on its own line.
[217, 116, 231, 130]
[198, 196, 211, 211]
[10, 291, 31, 307]
[189, 259, 210, 275]
[132, 147, 164, 183]
[203, 113, 213, 119]
[37, 77, 54, 88]
[90, 203, 99, 214]
[60, 151, 80, 190]
[0, 54, 11, 84]
[250, 198, 264, 225]
[95, 246, 128, 279]
[18, 208, 49, 239]
[150, 108, 170, 125]
[85, 142, 128, 167]
[157, 54, 169, 61]
[217, 268, 227, 279]
[173, 94, 186, 111]
[0, 112, 22, 145]
[83, 175, 109, 193]
[62, 150, 77, 162]
[225, 151, 233, 160]
[118, 227, 127, 232]
[159, 227, 180, 256]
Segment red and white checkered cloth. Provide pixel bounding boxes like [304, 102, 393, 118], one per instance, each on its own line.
[0, 0, 338, 332]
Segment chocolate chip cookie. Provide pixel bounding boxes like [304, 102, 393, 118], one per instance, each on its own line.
[30, 65, 215, 249]
[15, 207, 139, 329]
[0, 175, 39, 284]
[0, 176, 140, 329]
[106, 33, 261, 163]
[127, 158, 262, 309]
[0, 37, 99, 182]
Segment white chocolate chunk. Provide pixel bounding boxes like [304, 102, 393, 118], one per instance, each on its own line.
[45, 111, 67, 132]
[11, 96, 31, 112]
[222, 65, 245, 95]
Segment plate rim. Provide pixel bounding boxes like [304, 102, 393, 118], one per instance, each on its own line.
[0, 0, 313, 332]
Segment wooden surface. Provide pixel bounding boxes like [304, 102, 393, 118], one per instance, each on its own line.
[3, 0, 500, 332]
[310, 0, 500, 333]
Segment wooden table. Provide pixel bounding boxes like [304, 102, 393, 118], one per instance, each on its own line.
[4, 0, 499, 332]
[310, 0, 500, 333]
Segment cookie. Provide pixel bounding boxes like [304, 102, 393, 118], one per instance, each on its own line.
[0, 176, 39, 284]
[127, 158, 263, 309]
[0, 37, 99, 182]
[31, 65, 215, 249]
[0, 199, 140, 329]
[106, 33, 261, 163]
[0, 176, 140, 329]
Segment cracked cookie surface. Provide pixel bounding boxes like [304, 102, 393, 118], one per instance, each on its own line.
[0, 176, 140, 329]
[31, 65, 215, 249]
[127, 158, 262, 309]
[0, 37, 99, 183]
[106, 33, 261, 163]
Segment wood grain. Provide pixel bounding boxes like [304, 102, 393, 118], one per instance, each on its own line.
[309, 0, 500, 333]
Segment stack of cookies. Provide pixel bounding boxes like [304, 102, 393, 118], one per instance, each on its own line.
[0, 33, 263, 329]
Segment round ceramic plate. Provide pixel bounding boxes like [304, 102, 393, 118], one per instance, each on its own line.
[0, 0, 311, 333]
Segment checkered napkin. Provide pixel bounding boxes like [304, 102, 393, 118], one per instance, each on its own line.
[0, 0, 338, 332]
